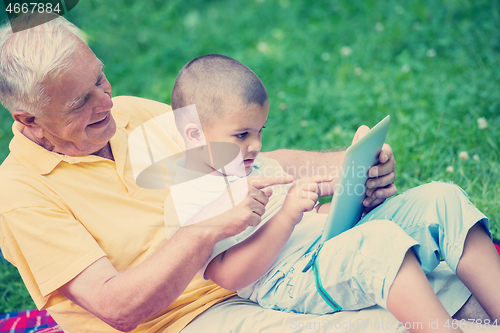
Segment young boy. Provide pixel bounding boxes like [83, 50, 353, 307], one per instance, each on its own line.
[165, 54, 498, 333]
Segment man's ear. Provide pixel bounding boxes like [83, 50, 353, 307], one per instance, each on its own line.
[184, 122, 206, 147]
[12, 110, 44, 139]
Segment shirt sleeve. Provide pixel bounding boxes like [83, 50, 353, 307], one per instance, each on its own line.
[0, 206, 106, 309]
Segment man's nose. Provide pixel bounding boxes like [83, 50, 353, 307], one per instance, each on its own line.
[92, 88, 113, 113]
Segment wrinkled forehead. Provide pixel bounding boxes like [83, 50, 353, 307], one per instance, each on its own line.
[52, 38, 99, 76]
[40, 42, 104, 113]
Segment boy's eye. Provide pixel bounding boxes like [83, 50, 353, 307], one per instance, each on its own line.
[235, 132, 248, 139]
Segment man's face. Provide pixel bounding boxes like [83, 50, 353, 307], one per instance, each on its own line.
[202, 99, 269, 175]
[34, 41, 116, 156]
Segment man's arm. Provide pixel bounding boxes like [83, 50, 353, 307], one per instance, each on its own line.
[260, 127, 397, 209]
[260, 149, 344, 196]
[59, 226, 219, 332]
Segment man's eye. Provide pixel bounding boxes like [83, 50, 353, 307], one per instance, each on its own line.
[236, 132, 248, 139]
[74, 96, 89, 110]
[96, 75, 104, 86]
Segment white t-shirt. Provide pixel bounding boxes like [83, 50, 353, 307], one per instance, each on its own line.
[164, 155, 325, 299]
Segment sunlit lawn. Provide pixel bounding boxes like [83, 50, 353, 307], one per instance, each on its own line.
[0, 0, 498, 313]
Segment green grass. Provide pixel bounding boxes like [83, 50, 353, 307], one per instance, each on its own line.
[0, 259, 34, 313]
[0, 0, 499, 313]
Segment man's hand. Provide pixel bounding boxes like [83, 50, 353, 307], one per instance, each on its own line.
[279, 175, 333, 226]
[351, 125, 397, 210]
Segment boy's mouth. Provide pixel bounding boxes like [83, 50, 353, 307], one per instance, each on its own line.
[243, 158, 255, 166]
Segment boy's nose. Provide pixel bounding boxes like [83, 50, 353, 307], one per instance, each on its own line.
[248, 138, 262, 153]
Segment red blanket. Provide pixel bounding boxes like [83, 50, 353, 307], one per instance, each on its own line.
[0, 309, 62, 333]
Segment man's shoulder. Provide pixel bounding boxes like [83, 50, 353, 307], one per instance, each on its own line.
[0, 155, 46, 212]
[112, 96, 172, 110]
[0, 153, 31, 180]
[111, 96, 173, 127]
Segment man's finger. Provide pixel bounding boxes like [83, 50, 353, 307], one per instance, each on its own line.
[352, 125, 370, 144]
[364, 197, 385, 209]
[378, 143, 394, 167]
[369, 157, 395, 178]
[378, 145, 390, 164]
[375, 183, 397, 200]
[363, 184, 397, 206]
[368, 144, 395, 178]
[247, 174, 295, 189]
[366, 172, 395, 190]
[380, 143, 393, 159]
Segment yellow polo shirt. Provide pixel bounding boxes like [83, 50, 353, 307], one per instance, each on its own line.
[0, 96, 235, 332]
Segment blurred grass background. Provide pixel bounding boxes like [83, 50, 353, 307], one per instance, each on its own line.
[0, 0, 499, 313]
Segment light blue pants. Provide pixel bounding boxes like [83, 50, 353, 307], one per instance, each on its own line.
[256, 182, 490, 315]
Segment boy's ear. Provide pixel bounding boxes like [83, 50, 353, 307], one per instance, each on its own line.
[12, 110, 44, 139]
[184, 122, 206, 147]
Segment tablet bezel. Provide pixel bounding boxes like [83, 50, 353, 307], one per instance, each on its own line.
[320, 115, 391, 243]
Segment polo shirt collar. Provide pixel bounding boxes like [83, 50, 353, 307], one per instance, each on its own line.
[9, 110, 130, 176]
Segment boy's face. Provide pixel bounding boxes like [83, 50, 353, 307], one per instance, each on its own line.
[203, 99, 269, 175]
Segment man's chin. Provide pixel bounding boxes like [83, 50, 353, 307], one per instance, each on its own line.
[96, 116, 117, 144]
[89, 120, 117, 157]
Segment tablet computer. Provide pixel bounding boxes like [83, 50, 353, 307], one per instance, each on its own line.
[320, 115, 390, 243]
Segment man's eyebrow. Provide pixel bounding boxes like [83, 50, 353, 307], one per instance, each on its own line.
[67, 95, 86, 109]
[66, 62, 105, 109]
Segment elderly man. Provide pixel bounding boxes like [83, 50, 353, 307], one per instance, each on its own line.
[0, 14, 493, 333]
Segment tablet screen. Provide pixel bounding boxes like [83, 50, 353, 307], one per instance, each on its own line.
[320, 115, 390, 243]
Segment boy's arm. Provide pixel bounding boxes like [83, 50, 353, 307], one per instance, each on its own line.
[205, 176, 331, 291]
[204, 210, 295, 291]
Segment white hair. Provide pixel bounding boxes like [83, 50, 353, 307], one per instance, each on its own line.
[0, 14, 87, 116]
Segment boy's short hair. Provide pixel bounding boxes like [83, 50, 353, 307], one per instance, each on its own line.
[171, 54, 268, 128]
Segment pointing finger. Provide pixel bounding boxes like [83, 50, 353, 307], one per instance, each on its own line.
[247, 174, 295, 189]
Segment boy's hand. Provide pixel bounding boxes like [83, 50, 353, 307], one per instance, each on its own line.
[351, 125, 397, 211]
[197, 174, 295, 240]
[280, 175, 333, 226]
